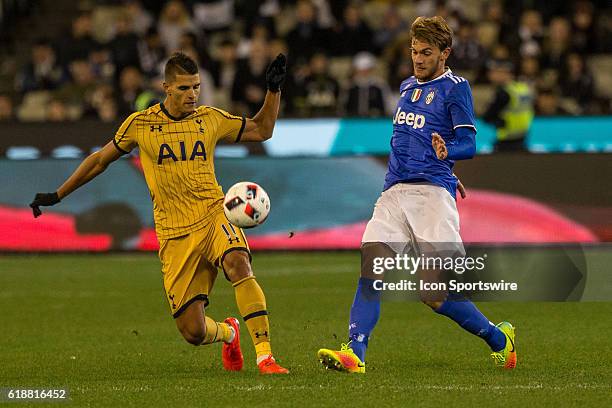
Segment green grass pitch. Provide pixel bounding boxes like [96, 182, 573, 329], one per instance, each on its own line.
[1, 251, 611, 407]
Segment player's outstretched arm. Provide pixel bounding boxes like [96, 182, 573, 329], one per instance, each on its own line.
[240, 53, 287, 142]
[29, 141, 123, 217]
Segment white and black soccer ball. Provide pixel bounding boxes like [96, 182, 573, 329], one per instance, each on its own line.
[223, 182, 271, 228]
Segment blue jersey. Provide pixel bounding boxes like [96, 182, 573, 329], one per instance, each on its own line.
[384, 69, 476, 198]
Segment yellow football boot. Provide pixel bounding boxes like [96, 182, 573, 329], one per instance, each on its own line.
[318, 343, 366, 374]
[490, 321, 517, 369]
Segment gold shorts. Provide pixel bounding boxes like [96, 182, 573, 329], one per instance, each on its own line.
[158, 210, 249, 318]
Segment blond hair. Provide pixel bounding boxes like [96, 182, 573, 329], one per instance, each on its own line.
[410, 16, 453, 51]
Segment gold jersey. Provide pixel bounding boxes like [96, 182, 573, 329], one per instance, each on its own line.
[113, 103, 245, 240]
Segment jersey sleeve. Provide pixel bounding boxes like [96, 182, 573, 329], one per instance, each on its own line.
[112, 112, 141, 154]
[209, 107, 246, 143]
[446, 80, 477, 132]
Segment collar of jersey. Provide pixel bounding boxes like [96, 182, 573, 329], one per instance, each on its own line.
[415, 68, 453, 85]
[159, 102, 196, 121]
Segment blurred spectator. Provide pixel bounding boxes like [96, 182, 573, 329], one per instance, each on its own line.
[383, 31, 413, 90]
[327, 0, 350, 22]
[90, 84, 117, 120]
[483, 59, 534, 152]
[135, 76, 165, 112]
[15, 40, 66, 93]
[192, 0, 234, 34]
[89, 48, 115, 84]
[285, 0, 329, 64]
[535, 86, 571, 115]
[116, 66, 145, 116]
[571, 1, 597, 54]
[56, 12, 98, 65]
[125, 0, 154, 36]
[137, 28, 166, 78]
[97, 98, 119, 122]
[231, 39, 269, 116]
[448, 20, 487, 72]
[373, 6, 408, 54]
[516, 10, 544, 58]
[414, 0, 436, 19]
[478, 1, 503, 51]
[178, 31, 199, 50]
[237, 22, 272, 58]
[332, 3, 373, 56]
[3, 0, 610, 121]
[518, 56, 541, 89]
[541, 17, 571, 70]
[210, 38, 238, 96]
[109, 12, 141, 73]
[298, 52, 340, 117]
[55, 59, 98, 117]
[0, 95, 15, 121]
[488, 44, 511, 63]
[311, 0, 335, 29]
[435, 3, 462, 33]
[268, 38, 289, 62]
[158, 1, 196, 53]
[559, 53, 595, 112]
[341, 52, 390, 117]
[474, 43, 511, 85]
[46, 99, 70, 122]
[237, 0, 281, 34]
[179, 32, 212, 70]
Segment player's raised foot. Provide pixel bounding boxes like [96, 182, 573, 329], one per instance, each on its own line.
[258, 355, 289, 375]
[490, 321, 517, 369]
[222, 317, 243, 371]
[318, 343, 365, 374]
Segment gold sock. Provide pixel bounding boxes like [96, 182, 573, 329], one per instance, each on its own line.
[233, 276, 272, 359]
[255, 342, 272, 362]
[202, 316, 232, 344]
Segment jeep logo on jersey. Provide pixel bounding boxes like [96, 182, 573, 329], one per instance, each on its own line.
[393, 107, 426, 129]
[157, 140, 206, 164]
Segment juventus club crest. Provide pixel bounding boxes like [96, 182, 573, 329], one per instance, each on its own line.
[426, 89, 435, 104]
[411, 88, 422, 102]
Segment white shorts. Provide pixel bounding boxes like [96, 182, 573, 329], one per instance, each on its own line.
[362, 183, 464, 255]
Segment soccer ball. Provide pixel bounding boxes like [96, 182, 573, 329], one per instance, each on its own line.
[223, 182, 271, 228]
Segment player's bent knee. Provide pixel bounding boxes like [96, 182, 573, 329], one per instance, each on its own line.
[223, 250, 252, 283]
[175, 300, 207, 345]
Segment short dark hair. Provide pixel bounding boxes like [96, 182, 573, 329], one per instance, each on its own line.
[164, 52, 198, 82]
[410, 16, 453, 51]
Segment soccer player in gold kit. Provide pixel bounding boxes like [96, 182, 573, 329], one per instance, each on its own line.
[30, 52, 289, 374]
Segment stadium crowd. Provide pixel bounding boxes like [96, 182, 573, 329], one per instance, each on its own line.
[0, 0, 610, 123]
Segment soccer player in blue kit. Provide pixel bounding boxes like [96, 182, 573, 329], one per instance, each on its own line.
[318, 16, 516, 373]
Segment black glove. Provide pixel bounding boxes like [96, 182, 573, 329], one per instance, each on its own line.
[266, 53, 287, 92]
[30, 192, 60, 218]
